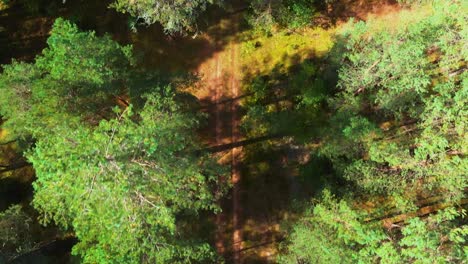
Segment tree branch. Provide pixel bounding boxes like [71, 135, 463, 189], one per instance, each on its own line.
[202, 134, 284, 154]
[0, 161, 30, 174]
[0, 139, 18, 145]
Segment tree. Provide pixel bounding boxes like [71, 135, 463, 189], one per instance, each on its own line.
[0, 18, 226, 263]
[278, 191, 467, 264]
[279, 1, 467, 262]
[0, 18, 133, 139]
[247, 0, 317, 32]
[111, 0, 317, 33]
[110, 0, 218, 34]
[30, 94, 222, 263]
[318, 0, 467, 200]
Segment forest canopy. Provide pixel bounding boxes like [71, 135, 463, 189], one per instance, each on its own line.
[0, 18, 225, 263]
[279, 1, 467, 263]
[110, 0, 218, 33]
[110, 0, 320, 33]
[0, 0, 466, 263]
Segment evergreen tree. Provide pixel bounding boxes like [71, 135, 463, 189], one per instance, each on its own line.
[278, 191, 467, 264]
[320, 0, 467, 200]
[280, 1, 467, 262]
[111, 0, 218, 34]
[248, 0, 317, 32]
[0, 18, 225, 263]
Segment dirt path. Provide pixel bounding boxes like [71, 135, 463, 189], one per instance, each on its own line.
[190, 13, 244, 263]
[211, 50, 226, 256]
[229, 23, 242, 264]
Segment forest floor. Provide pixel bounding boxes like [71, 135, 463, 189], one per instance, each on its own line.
[187, 13, 245, 263]
[187, 1, 403, 263]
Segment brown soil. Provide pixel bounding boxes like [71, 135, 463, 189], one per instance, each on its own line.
[328, 0, 401, 23]
[190, 12, 244, 263]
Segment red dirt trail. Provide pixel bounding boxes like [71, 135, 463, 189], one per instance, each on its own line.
[190, 13, 244, 263]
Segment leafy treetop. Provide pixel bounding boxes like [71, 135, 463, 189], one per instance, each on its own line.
[0, 18, 226, 263]
[111, 0, 217, 34]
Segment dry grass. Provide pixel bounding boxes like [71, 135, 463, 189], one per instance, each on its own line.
[339, 2, 434, 35]
[240, 27, 335, 79]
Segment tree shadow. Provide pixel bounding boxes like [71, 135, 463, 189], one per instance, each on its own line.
[0, 5, 51, 64]
[219, 33, 352, 262]
[0, 0, 248, 75]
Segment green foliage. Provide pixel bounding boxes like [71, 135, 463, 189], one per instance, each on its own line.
[319, 0, 467, 199]
[0, 205, 34, 262]
[0, 18, 133, 140]
[0, 18, 225, 263]
[239, 24, 334, 146]
[36, 18, 133, 86]
[110, 0, 217, 34]
[280, 1, 467, 263]
[397, 0, 426, 6]
[241, 61, 326, 139]
[29, 94, 221, 263]
[247, 0, 316, 32]
[278, 191, 467, 264]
